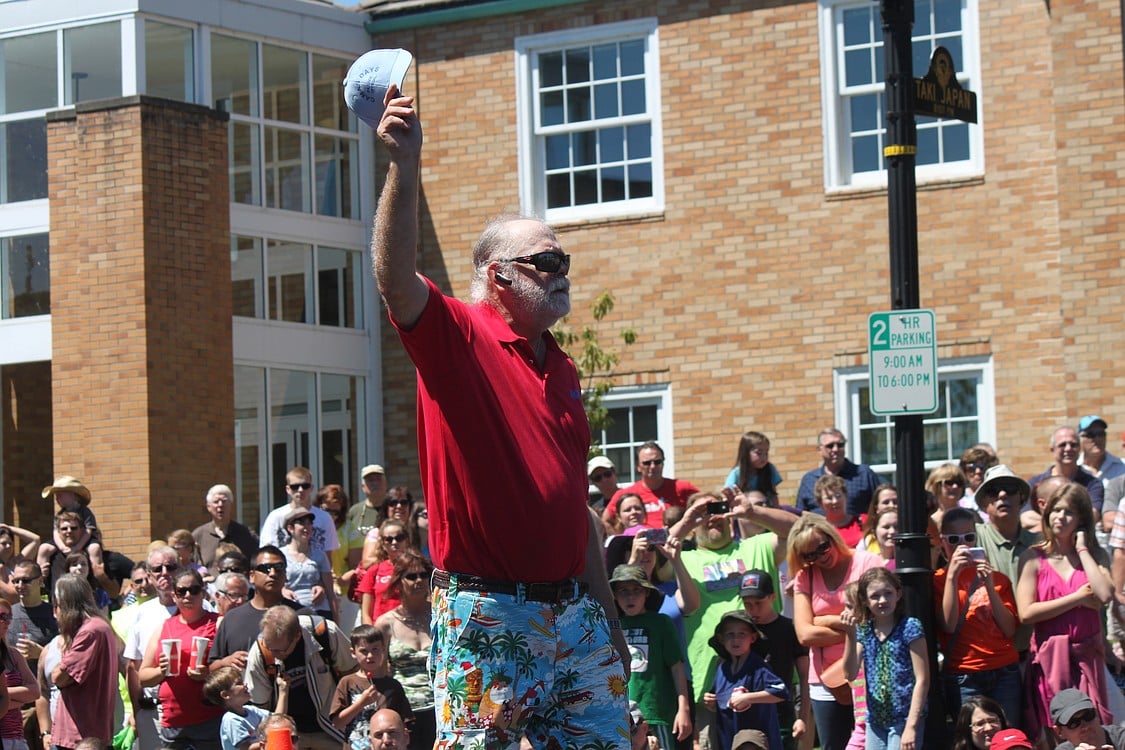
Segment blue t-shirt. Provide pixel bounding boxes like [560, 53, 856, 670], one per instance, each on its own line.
[221, 705, 270, 750]
[712, 652, 788, 750]
[724, 464, 784, 495]
[858, 616, 926, 729]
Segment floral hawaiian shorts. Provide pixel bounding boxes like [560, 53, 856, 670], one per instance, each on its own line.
[430, 579, 629, 750]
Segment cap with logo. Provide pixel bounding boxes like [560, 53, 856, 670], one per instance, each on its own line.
[739, 570, 775, 598]
[343, 49, 414, 129]
[989, 729, 1031, 750]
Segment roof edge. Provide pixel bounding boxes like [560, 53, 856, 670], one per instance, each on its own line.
[363, 0, 589, 33]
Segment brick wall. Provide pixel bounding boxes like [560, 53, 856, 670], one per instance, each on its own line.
[373, 0, 1124, 499]
[46, 97, 233, 560]
[1, 362, 54, 534]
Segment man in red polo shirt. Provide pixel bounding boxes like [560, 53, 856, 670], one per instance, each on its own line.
[370, 83, 628, 750]
[603, 441, 699, 529]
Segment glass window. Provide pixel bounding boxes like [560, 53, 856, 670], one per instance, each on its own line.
[2, 233, 49, 318]
[1, 119, 47, 204]
[213, 34, 356, 219]
[234, 365, 266, 530]
[64, 23, 123, 105]
[320, 373, 363, 488]
[262, 45, 307, 124]
[820, 0, 981, 189]
[211, 34, 258, 116]
[145, 22, 194, 102]
[316, 246, 361, 328]
[312, 54, 354, 132]
[593, 385, 672, 485]
[235, 236, 362, 329]
[231, 235, 262, 318]
[266, 239, 312, 323]
[264, 126, 308, 212]
[517, 20, 663, 222]
[269, 369, 316, 494]
[230, 122, 260, 206]
[314, 135, 358, 219]
[235, 366, 366, 524]
[2, 32, 57, 113]
[840, 360, 994, 480]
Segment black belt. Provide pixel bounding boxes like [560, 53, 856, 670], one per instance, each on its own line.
[432, 569, 588, 603]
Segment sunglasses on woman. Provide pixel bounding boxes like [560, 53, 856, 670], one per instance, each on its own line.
[175, 584, 204, 597]
[801, 539, 832, 563]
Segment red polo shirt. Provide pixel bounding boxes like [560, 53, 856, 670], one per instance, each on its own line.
[392, 277, 589, 581]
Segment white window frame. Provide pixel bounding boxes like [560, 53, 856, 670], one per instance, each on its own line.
[833, 356, 995, 477]
[516, 18, 664, 223]
[817, 0, 984, 192]
[595, 383, 674, 486]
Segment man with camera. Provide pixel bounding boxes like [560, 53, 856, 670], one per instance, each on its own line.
[370, 82, 627, 749]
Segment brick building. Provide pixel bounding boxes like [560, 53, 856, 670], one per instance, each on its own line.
[0, 0, 1122, 558]
[363, 0, 1125, 499]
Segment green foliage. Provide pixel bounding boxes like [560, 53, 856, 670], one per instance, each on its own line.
[551, 292, 636, 456]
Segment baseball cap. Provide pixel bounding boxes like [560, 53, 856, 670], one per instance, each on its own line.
[989, 729, 1032, 750]
[1078, 415, 1108, 432]
[1049, 688, 1097, 725]
[739, 570, 775, 598]
[588, 456, 615, 476]
[343, 48, 414, 129]
[361, 464, 385, 478]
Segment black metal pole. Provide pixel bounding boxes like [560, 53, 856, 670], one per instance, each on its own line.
[881, 0, 945, 734]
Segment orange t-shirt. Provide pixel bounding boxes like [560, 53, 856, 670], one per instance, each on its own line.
[932, 567, 1020, 672]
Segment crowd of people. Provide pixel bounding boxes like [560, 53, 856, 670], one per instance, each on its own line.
[17, 75, 1125, 750]
[8, 420, 1125, 750]
[589, 419, 1125, 750]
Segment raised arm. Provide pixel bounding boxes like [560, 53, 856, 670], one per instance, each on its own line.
[372, 85, 429, 329]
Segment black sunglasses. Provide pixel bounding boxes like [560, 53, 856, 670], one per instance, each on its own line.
[402, 572, 427, 582]
[801, 539, 833, 563]
[640, 459, 664, 467]
[1064, 709, 1097, 729]
[218, 566, 246, 574]
[590, 470, 614, 482]
[385, 499, 411, 508]
[503, 251, 570, 274]
[10, 576, 39, 585]
[253, 562, 286, 575]
[288, 482, 312, 491]
[150, 564, 178, 574]
[383, 534, 407, 544]
[175, 584, 204, 597]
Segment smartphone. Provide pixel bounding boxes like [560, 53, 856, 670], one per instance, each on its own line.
[644, 528, 668, 545]
[706, 500, 730, 515]
[967, 547, 986, 562]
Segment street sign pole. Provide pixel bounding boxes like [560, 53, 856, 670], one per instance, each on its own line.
[881, 0, 946, 734]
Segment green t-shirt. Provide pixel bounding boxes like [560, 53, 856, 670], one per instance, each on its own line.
[622, 610, 683, 727]
[681, 534, 780, 702]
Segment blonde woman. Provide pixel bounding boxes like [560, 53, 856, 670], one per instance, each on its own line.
[789, 515, 886, 750]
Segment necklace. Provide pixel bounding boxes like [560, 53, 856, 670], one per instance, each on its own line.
[394, 606, 429, 631]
